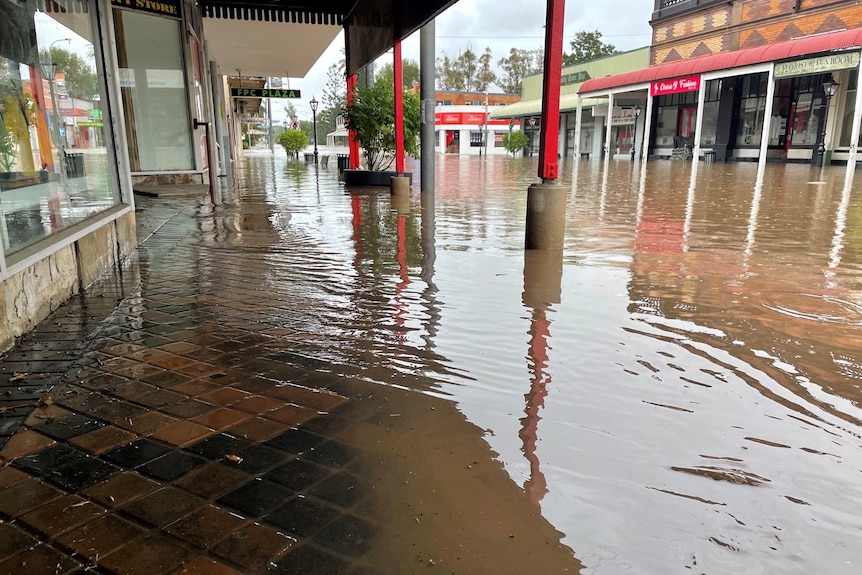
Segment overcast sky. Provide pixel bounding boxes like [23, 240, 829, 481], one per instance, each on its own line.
[282, 0, 654, 121]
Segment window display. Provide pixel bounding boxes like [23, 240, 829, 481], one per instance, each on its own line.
[0, 0, 120, 255]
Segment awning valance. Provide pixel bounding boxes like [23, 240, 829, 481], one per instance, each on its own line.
[489, 95, 605, 119]
[579, 26, 862, 95]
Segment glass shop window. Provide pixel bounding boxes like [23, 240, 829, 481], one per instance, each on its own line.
[736, 73, 768, 146]
[1, 0, 121, 256]
[113, 8, 193, 171]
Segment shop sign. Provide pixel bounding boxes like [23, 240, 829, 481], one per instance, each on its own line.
[78, 121, 103, 127]
[89, 109, 102, 121]
[562, 71, 591, 86]
[433, 112, 516, 126]
[610, 106, 637, 126]
[240, 117, 266, 124]
[230, 88, 302, 99]
[524, 116, 541, 131]
[774, 52, 861, 78]
[650, 75, 701, 96]
[111, 0, 182, 19]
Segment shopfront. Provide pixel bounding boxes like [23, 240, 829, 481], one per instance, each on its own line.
[111, 0, 211, 182]
[1, 0, 137, 350]
[578, 28, 862, 165]
[0, 0, 126, 257]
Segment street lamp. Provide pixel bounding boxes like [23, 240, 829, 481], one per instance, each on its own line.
[309, 96, 319, 164]
[817, 76, 840, 168]
[631, 105, 641, 160]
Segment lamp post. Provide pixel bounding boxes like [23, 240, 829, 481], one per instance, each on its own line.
[630, 105, 641, 160]
[817, 77, 840, 168]
[309, 96, 319, 164]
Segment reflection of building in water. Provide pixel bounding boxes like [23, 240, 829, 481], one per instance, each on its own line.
[628, 165, 862, 413]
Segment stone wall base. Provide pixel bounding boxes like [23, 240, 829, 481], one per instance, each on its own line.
[0, 211, 138, 353]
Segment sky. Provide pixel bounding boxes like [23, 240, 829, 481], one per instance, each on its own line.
[282, 0, 655, 121]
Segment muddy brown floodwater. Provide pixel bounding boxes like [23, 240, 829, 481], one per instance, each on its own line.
[224, 152, 862, 574]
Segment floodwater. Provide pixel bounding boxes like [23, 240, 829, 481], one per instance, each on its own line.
[224, 151, 862, 574]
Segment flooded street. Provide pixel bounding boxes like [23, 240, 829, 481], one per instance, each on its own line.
[226, 152, 862, 574]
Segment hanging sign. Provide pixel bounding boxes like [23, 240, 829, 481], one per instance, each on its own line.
[230, 88, 302, 99]
[775, 52, 861, 78]
[111, 0, 182, 19]
[650, 75, 701, 96]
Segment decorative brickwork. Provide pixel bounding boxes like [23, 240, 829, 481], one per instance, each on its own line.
[652, 1, 862, 65]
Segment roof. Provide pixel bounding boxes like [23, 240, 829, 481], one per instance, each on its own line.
[489, 95, 604, 119]
[579, 27, 862, 95]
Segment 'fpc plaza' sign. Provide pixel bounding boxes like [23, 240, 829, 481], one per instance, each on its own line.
[230, 88, 302, 99]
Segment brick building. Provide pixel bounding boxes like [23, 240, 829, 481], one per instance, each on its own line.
[432, 91, 522, 156]
[576, 0, 862, 164]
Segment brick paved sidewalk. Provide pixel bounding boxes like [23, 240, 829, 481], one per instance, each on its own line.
[0, 197, 388, 575]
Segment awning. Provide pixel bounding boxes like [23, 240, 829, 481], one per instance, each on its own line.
[579, 26, 862, 95]
[198, 0, 460, 76]
[490, 95, 605, 119]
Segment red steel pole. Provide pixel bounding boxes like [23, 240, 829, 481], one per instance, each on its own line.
[347, 74, 360, 168]
[394, 35, 405, 174]
[538, 0, 565, 181]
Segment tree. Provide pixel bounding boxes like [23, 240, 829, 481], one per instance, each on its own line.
[43, 47, 99, 100]
[476, 47, 497, 92]
[343, 81, 420, 171]
[497, 48, 544, 94]
[283, 102, 298, 123]
[278, 129, 308, 158]
[502, 131, 529, 156]
[563, 30, 617, 66]
[319, 59, 346, 135]
[436, 46, 495, 92]
[374, 59, 421, 91]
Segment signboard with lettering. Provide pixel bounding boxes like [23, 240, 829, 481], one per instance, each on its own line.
[650, 75, 701, 97]
[434, 112, 518, 126]
[775, 52, 861, 78]
[230, 88, 302, 99]
[111, 0, 182, 19]
[562, 71, 591, 86]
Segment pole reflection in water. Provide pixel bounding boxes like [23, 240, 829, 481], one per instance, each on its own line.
[520, 249, 563, 508]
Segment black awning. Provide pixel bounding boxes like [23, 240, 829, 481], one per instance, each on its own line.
[199, 0, 352, 24]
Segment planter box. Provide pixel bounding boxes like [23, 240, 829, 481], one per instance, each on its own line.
[342, 169, 412, 187]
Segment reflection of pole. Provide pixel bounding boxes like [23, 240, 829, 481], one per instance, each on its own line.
[267, 78, 274, 154]
[520, 250, 563, 508]
[48, 38, 71, 185]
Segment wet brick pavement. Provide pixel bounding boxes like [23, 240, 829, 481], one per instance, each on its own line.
[0, 196, 389, 575]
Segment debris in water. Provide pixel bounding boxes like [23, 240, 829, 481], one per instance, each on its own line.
[225, 454, 243, 464]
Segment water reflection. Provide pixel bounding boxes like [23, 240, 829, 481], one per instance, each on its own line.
[224, 152, 862, 574]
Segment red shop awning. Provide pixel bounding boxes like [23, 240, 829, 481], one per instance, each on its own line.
[579, 26, 862, 95]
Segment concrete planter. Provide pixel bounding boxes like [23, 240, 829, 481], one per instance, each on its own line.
[342, 169, 412, 187]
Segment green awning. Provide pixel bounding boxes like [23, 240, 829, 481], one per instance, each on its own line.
[489, 95, 605, 119]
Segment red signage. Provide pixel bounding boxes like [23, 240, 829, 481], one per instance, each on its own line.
[434, 112, 519, 126]
[650, 75, 701, 97]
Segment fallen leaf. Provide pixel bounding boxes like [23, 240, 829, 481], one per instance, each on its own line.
[224, 454, 243, 464]
[9, 373, 27, 382]
[37, 394, 53, 406]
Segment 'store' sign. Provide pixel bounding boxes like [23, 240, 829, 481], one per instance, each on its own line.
[651, 75, 701, 97]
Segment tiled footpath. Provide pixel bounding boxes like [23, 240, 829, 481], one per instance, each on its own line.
[0, 197, 388, 575]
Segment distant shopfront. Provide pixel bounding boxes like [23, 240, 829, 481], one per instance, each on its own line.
[577, 28, 862, 164]
[434, 109, 518, 156]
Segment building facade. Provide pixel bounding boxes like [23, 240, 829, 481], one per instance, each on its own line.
[431, 91, 520, 156]
[577, 0, 862, 164]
